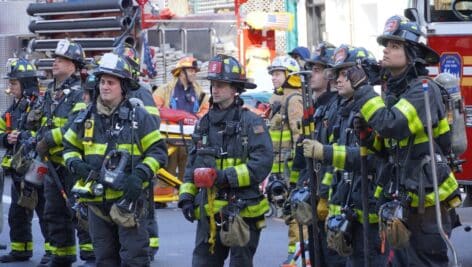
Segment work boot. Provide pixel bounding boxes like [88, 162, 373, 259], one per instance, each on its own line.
[36, 251, 52, 267]
[0, 251, 31, 262]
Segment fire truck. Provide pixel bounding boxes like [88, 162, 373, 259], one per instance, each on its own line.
[408, 0, 472, 202]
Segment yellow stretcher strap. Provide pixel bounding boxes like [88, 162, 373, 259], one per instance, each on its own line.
[157, 168, 182, 187]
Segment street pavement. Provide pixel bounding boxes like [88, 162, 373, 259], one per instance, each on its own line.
[0, 175, 471, 267]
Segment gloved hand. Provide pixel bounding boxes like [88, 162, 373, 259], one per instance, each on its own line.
[353, 113, 369, 134]
[123, 170, 145, 201]
[271, 113, 283, 128]
[36, 138, 49, 158]
[302, 139, 324, 160]
[70, 160, 93, 179]
[181, 200, 195, 223]
[317, 198, 329, 221]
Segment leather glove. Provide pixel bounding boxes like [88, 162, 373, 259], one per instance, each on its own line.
[181, 200, 195, 223]
[353, 113, 369, 134]
[123, 169, 146, 201]
[36, 138, 49, 158]
[70, 160, 93, 179]
[271, 113, 283, 128]
[317, 198, 329, 221]
[302, 139, 324, 160]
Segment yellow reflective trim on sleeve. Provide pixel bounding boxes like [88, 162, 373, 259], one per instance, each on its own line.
[44, 242, 52, 252]
[11, 241, 33, 252]
[149, 237, 159, 248]
[179, 182, 198, 196]
[408, 172, 459, 207]
[360, 96, 385, 122]
[50, 155, 65, 166]
[0, 118, 5, 130]
[84, 143, 107, 156]
[141, 130, 162, 152]
[433, 117, 450, 137]
[354, 208, 379, 224]
[79, 243, 93, 252]
[234, 164, 250, 187]
[52, 117, 68, 127]
[72, 102, 86, 113]
[63, 151, 82, 162]
[145, 106, 160, 117]
[143, 157, 160, 173]
[51, 128, 62, 146]
[332, 144, 346, 170]
[51, 245, 76, 256]
[394, 98, 423, 134]
[1, 156, 12, 168]
[116, 144, 142, 156]
[289, 170, 299, 184]
[374, 185, 383, 198]
[239, 198, 270, 218]
[64, 129, 83, 149]
[322, 172, 333, 186]
[270, 129, 292, 143]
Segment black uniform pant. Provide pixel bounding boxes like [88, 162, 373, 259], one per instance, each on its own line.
[392, 205, 451, 267]
[192, 217, 262, 267]
[76, 219, 95, 261]
[347, 221, 387, 267]
[8, 178, 49, 256]
[145, 184, 159, 258]
[44, 165, 76, 264]
[88, 203, 150, 267]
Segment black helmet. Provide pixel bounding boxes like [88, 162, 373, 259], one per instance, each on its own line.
[4, 58, 40, 97]
[207, 54, 256, 90]
[305, 42, 336, 69]
[113, 43, 140, 78]
[53, 39, 86, 67]
[83, 73, 98, 99]
[94, 53, 134, 81]
[325, 45, 380, 86]
[377, 15, 439, 64]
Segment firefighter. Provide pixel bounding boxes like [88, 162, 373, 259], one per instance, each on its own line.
[34, 39, 87, 267]
[288, 46, 311, 69]
[0, 58, 50, 264]
[153, 56, 210, 180]
[178, 54, 273, 267]
[266, 55, 303, 263]
[304, 45, 387, 266]
[63, 52, 167, 266]
[294, 42, 346, 267]
[346, 16, 461, 266]
[113, 43, 161, 261]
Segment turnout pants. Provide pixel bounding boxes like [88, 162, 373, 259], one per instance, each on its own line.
[88, 203, 150, 267]
[347, 221, 387, 267]
[44, 165, 76, 265]
[192, 217, 262, 267]
[146, 183, 159, 258]
[8, 178, 49, 257]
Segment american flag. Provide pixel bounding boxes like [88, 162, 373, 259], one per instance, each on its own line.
[141, 31, 157, 78]
[245, 12, 293, 31]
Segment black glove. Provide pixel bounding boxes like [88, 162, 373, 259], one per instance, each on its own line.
[70, 160, 93, 179]
[353, 114, 369, 134]
[123, 169, 146, 201]
[215, 170, 228, 188]
[181, 200, 195, 223]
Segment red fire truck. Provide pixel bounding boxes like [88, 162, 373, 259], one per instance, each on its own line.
[408, 0, 472, 202]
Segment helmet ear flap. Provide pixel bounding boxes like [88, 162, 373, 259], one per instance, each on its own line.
[348, 65, 368, 89]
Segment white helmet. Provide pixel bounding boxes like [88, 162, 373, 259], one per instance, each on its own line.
[268, 56, 300, 74]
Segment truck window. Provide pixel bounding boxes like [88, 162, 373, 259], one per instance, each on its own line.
[430, 0, 472, 22]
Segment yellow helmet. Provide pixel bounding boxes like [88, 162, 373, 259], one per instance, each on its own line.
[171, 56, 200, 77]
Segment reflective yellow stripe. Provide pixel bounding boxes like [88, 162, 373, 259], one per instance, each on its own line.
[63, 151, 82, 162]
[328, 133, 334, 143]
[234, 164, 250, 187]
[179, 182, 197, 196]
[11, 241, 33, 251]
[433, 117, 450, 137]
[72, 102, 86, 113]
[0, 118, 5, 130]
[50, 154, 65, 165]
[64, 129, 83, 149]
[322, 172, 333, 186]
[141, 130, 162, 152]
[408, 172, 459, 207]
[149, 237, 159, 248]
[394, 98, 423, 134]
[143, 157, 160, 173]
[360, 96, 385, 122]
[79, 243, 93, 252]
[218, 158, 243, 169]
[271, 160, 293, 174]
[52, 117, 68, 127]
[1, 156, 12, 168]
[84, 143, 107, 156]
[116, 144, 142, 156]
[51, 128, 62, 146]
[329, 204, 342, 216]
[51, 245, 76, 256]
[373, 136, 383, 152]
[289, 170, 299, 184]
[270, 129, 292, 143]
[354, 208, 378, 223]
[288, 244, 296, 253]
[44, 242, 52, 252]
[332, 144, 346, 170]
[195, 198, 269, 218]
[145, 106, 160, 116]
[374, 185, 383, 199]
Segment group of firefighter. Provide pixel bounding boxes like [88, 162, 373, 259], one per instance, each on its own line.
[0, 13, 463, 267]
